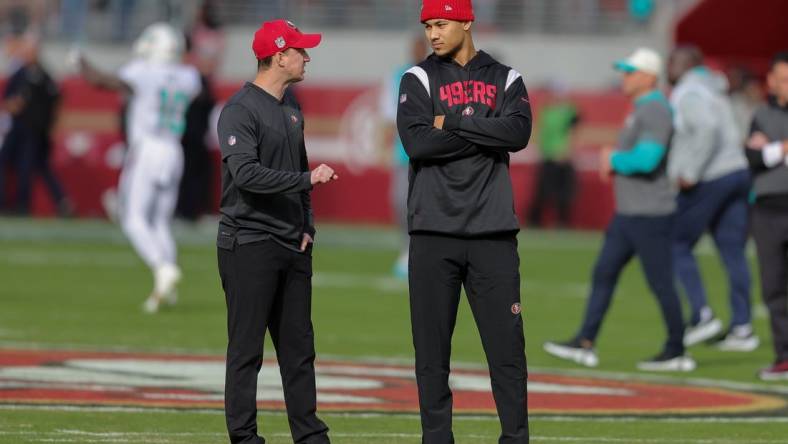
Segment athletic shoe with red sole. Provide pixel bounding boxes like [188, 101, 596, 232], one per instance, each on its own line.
[758, 361, 788, 381]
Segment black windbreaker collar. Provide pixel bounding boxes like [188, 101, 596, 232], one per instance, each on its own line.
[767, 95, 788, 111]
[245, 81, 285, 105]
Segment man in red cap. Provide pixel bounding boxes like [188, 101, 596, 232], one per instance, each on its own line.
[397, 1, 532, 443]
[216, 19, 335, 444]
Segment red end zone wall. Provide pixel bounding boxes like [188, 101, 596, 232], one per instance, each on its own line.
[675, 0, 788, 78]
[1, 78, 624, 229]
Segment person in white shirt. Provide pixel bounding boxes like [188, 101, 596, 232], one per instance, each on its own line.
[72, 23, 201, 313]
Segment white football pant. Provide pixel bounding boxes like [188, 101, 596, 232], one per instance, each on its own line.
[118, 135, 183, 271]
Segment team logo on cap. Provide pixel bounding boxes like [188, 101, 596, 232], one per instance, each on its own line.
[228, 136, 237, 146]
[511, 303, 522, 315]
[275, 36, 286, 49]
[462, 106, 475, 116]
[445, 4, 454, 11]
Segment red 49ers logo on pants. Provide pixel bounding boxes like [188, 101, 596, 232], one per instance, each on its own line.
[511, 302, 522, 315]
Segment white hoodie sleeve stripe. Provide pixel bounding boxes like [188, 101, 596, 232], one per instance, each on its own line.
[405, 66, 430, 97]
[505, 69, 522, 91]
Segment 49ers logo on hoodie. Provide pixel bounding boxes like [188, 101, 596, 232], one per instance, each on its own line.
[439, 80, 497, 109]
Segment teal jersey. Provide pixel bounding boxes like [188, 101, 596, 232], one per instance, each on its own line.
[390, 65, 411, 166]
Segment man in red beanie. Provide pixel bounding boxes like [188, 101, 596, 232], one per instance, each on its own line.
[216, 19, 336, 444]
[397, 1, 532, 443]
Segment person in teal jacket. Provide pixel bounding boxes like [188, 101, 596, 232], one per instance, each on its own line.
[381, 36, 427, 278]
[545, 48, 693, 373]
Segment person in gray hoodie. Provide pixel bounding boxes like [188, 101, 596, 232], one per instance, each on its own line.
[667, 46, 756, 352]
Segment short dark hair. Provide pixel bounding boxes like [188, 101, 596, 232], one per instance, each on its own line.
[770, 51, 788, 70]
[257, 56, 273, 71]
[672, 45, 704, 67]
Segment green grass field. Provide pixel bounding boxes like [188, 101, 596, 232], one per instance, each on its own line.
[1, 218, 787, 443]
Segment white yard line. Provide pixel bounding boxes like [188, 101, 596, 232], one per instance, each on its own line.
[0, 429, 783, 444]
[529, 439, 788, 444]
[1, 404, 788, 424]
[528, 365, 788, 396]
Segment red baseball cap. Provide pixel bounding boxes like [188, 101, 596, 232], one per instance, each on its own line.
[421, 0, 475, 22]
[252, 19, 322, 60]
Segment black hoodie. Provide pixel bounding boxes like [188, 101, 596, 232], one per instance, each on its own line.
[396, 51, 532, 236]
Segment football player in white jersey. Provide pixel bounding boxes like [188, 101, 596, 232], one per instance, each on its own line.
[72, 23, 201, 313]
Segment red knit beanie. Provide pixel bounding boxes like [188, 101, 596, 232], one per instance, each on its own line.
[420, 0, 475, 22]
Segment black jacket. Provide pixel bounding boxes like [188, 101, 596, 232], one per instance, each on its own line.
[4, 62, 59, 136]
[745, 96, 788, 209]
[216, 83, 314, 251]
[396, 51, 532, 236]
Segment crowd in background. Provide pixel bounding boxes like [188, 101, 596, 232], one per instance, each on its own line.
[0, 0, 664, 39]
[0, 1, 776, 225]
[0, 0, 189, 41]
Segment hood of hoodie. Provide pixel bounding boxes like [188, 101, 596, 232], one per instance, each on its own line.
[430, 50, 498, 71]
[677, 66, 729, 95]
[669, 66, 748, 183]
[670, 66, 730, 116]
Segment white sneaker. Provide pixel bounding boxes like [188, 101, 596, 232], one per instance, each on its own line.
[716, 324, 760, 352]
[544, 339, 599, 368]
[154, 264, 182, 296]
[142, 294, 161, 314]
[637, 351, 696, 372]
[143, 264, 181, 314]
[684, 307, 723, 347]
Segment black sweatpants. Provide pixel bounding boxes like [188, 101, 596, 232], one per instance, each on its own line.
[0, 128, 67, 213]
[409, 233, 528, 444]
[578, 214, 685, 356]
[217, 238, 329, 444]
[752, 205, 788, 364]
